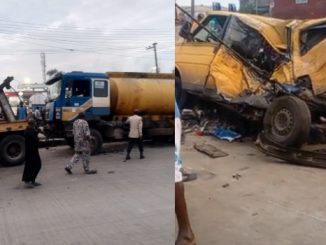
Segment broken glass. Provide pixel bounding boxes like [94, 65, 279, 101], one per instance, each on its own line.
[193, 15, 227, 42]
[223, 17, 284, 74]
[300, 23, 326, 56]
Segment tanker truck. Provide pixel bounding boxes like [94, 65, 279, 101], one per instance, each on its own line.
[44, 71, 174, 154]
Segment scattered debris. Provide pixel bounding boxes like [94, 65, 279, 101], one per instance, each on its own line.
[252, 212, 259, 216]
[195, 128, 203, 136]
[181, 103, 259, 139]
[184, 128, 194, 134]
[232, 173, 242, 180]
[107, 171, 115, 174]
[182, 172, 197, 182]
[181, 109, 198, 120]
[257, 133, 326, 169]
[194, 142, 228, 158]
[247, 153, 255, 156]
[211, 128, 241, 142]
[238, 166, 250, 171]
[222, 183, 230, 188]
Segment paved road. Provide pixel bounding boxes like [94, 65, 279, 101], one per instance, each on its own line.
[0, 143, 174, 245]
[182, 134, 326, 245]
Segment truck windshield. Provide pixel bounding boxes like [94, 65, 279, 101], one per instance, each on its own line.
[48, 80, 62, 101]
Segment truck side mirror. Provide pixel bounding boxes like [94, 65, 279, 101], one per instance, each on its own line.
[179, 21, 193, 41]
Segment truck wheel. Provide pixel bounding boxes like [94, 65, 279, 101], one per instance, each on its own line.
[176, 77, 197, 109]
[0, 135, 25, 166]
[176, 76, 182, 104]
[90, 129, 103, 155]
[263, 96, 311, 147]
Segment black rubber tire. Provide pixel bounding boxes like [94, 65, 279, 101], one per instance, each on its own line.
[90, 129, 103, 155]
[175, 76, 182, 105]
[0, 135, 25, 166]
[176, 76, 193, 109]
[263, 96, 311, 147]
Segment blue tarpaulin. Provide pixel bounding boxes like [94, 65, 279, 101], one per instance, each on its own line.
[211, 128, 241, 142]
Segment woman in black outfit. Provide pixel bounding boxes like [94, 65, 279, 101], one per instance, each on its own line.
[22, 120, 42, 188]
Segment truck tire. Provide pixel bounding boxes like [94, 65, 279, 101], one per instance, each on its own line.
[263, 96, 311, 147]
[176, 77, 197, 109]
[90, 129, 103, 155]
[176, 76, 182, 104]
[0, 135, 25, 166]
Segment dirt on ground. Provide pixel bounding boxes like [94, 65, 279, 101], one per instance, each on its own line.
[181, 133, 326, 245]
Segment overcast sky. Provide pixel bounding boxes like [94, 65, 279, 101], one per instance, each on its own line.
[0, 0, 174, 88]
[176, 0, 240, 9]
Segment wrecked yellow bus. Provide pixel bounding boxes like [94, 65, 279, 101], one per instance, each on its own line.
[176, 9, 326, 147]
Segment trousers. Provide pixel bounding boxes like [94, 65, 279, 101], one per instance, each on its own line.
[126, 138, 144, 156]
[68, 151, 90, 171]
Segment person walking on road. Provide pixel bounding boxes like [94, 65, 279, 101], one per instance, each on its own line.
[22, 119, 42, 188]
[175, 101, 196, 245]
[65, 112, 97, 174]
[124, 109, 144, 161]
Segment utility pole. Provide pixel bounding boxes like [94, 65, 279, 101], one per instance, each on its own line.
[146, 43, 159, 73]
[191, 0, 195, 17]
[255, 0, 258, 14]
[40, 52, 46, 83]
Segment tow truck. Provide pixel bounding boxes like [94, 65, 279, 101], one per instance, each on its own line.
[0, 77, 27, 166]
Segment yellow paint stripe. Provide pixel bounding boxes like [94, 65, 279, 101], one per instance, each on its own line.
[0, 121, 28, 133]
[62, 99, 93, 121]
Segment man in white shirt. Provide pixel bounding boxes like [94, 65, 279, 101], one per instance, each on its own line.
[125, 109, 144, 161]
[34, 107, 42, 125]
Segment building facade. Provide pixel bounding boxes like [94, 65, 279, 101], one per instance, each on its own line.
[240, 0, 271, 14]
[271, 0, 326, 19]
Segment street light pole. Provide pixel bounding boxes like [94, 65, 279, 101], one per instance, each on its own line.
[191, 0, 195, 18]
[256, 0, 258, 15]
[40, 52, 46, 84]
[146, 43, 159, 73]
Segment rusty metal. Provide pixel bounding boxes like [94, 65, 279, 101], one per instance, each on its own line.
[109, 73, 174, 116]
[256, 132, 326, 168]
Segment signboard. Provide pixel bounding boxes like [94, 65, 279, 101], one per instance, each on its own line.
[296, 0, 308, 4]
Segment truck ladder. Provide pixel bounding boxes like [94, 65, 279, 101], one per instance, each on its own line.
[0, 77, 16, 122]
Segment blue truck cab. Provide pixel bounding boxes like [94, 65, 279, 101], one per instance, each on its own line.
[45, 71, 110, 123]
[45, 72, 113, 153]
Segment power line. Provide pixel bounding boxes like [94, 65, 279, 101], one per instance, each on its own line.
[0, 18, 171, 32]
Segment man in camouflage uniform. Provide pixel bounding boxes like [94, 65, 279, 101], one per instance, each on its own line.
[65, 112, 97, 174]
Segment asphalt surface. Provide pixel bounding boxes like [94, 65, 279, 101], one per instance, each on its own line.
[181, 134, 326, 245]
[0, 143, 174, 245]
